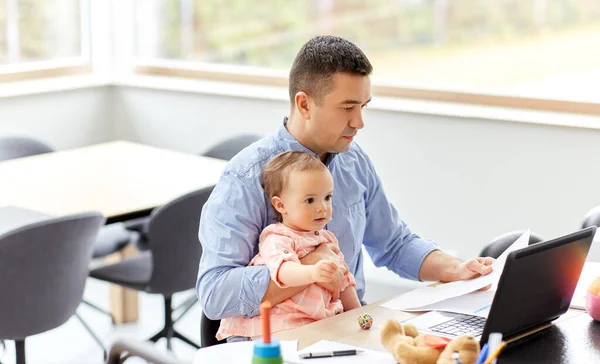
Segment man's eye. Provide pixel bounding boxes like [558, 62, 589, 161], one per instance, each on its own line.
[305, 198, 314, 204]
[343, 106, 353, 111]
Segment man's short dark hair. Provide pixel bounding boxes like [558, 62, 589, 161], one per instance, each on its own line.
[289, 35, 373, 106]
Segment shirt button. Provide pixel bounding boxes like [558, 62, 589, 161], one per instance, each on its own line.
[315, 231, 320, 236]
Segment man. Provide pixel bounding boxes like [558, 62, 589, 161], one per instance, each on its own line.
[197, 35, 493, 320]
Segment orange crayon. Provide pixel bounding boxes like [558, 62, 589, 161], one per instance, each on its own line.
[261, 301, 272, 344]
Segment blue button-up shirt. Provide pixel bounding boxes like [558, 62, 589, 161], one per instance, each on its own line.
[197, 121, 438, 320]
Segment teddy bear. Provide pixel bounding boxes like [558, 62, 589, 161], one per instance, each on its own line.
[381, 318, 480, 364]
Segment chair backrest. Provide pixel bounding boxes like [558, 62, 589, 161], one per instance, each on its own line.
[0, 212, 105, 340]
[201, 312, 226, 348]
[201, 134, 262, 161]
[146, 186, 214, 295]
[480, 230, 546, 258]
[582, 205, 600, 229]
[0, 136, 54, 162]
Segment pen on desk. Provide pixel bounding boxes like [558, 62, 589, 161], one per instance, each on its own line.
[483, 341, 506, 364]
[298, 349, 364, 359]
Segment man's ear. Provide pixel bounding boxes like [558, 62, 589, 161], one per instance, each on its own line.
[295, 91, 311, 120]
[271, 196, 286, 216]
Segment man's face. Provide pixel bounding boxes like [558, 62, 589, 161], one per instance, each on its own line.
[305, 73, 371, 156]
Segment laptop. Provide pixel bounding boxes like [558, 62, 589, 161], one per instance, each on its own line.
[403, 226, 596, 345]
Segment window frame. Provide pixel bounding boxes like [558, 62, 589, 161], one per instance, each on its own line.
[0, 0, 93, 83]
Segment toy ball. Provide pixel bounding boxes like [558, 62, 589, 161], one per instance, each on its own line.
[358, 313, 373, 330]
[586, 277, 600, 321]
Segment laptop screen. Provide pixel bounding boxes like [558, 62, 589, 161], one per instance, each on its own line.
[481, 227, 595, 344]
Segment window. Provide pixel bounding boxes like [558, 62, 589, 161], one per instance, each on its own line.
[134, 0, 600, 112]
[0, 0, 90, 82]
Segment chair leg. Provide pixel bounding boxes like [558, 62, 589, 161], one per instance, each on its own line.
[164, 296, 174, 351]
[148, 327, 166, 343]
[173, 330, 200, 349]
[174, 296, 197, 323]
[75, 313, 107, 361]
[15, 340, 25, 364]
[81, 299, 116, 324]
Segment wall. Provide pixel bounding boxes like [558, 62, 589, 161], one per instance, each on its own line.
[112, 85, 600, 263]
[0, 86, 112, 149]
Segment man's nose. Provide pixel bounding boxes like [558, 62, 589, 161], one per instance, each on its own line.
[350, 111, 365, 130]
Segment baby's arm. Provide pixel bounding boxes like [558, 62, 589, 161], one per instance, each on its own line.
[340, 286, 361, 311]
[278, 259, 338, 287]
[260, 233, 338, 288]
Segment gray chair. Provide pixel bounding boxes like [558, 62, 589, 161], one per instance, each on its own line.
[126, 133, 262, 250]
[201, 133, 262, 161]
[0, 136, 53, 162]
[106, 338, 184, 364]
[479, 230, 546, 258]
[0, 212, 105, 364]
[0, 136, 138, 327]
[90, 187, 214, 351]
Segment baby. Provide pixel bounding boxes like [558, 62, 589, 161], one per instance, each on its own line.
[217, 151, 361, 341]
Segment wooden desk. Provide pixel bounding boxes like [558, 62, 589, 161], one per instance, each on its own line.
[275, 301, 600, 363]
[0, 141, 227, 323]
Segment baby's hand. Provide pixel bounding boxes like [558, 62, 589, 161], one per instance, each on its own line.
[312, 260, 338, 283]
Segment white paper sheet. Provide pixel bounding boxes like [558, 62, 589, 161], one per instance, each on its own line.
[289, 340, 395, 364]
[571, 261, 600, 309]
[381, 230, 530, 311]
[400, 290, 495, 317]
[192, 340, 298, 364]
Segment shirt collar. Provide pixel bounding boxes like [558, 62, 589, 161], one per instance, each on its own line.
[278, 117, 338, 165]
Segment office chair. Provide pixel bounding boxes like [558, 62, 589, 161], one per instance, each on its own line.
[201, 133, 262, 160]
[89, 187, 214, 351]
[0, 212, 105, 364]
[479, 230, 545, 258]
[106, 338, 184, 364]
[582, 205, 600, 229]
[125, 133, 263, 250]
[0, 135, 139, 327]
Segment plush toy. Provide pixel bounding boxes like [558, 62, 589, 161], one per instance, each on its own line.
[381, 319, 480, 364]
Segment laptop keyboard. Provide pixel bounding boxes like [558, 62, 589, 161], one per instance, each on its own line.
[429, 315, 486, 337]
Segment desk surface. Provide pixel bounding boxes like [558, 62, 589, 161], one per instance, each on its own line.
[0, 141, 227, 221]
[274, 299, 600, 363]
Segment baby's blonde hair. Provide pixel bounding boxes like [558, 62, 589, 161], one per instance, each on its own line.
[262, 151, 328, 222]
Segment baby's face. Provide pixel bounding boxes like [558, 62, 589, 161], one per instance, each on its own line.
[278, 168, 333, 232]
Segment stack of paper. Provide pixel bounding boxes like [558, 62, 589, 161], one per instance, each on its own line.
[380, 230, 530, 314]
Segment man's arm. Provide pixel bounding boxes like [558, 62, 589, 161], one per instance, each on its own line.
[197, 171, 270, 320]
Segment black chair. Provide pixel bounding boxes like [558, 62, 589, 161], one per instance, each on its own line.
[106, 338, 184, 364]
[201, 313, 226, 348]
[201, 133, 262, 161]
[582, 205, 600, 229]
[90, 187, 214, 351]
[0, 212, 105, 364]
[480, 230, 546, 258]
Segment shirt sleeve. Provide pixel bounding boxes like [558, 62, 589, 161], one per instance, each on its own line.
[196, 170, 270, 320]
[258, 232, 300, 288]
[358, 147, 439, 281]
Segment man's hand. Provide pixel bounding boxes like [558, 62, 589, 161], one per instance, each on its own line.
[300, 243, 347, 301]
[445, 257, 495, 282]
[311, 260, 338, 283]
